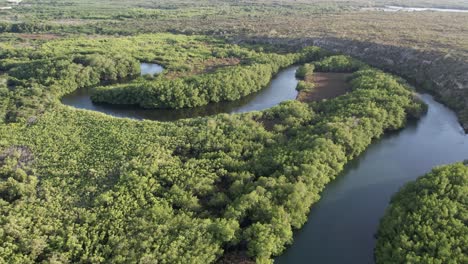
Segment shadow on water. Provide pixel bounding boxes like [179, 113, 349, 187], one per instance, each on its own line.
[61, 65, 299, 121]
[275, 94, 468, 264]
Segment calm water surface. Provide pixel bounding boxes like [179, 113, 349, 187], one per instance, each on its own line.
[376, 6, 468, 13]
[61, 65, 299, 121]
[276, 94, 468, 263]
[140, 63, 164, 76]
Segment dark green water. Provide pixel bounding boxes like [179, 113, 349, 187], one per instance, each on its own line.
[276, 94, 468, 263]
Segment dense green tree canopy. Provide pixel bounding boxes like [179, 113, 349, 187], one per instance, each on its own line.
[375, 163, 468, 264]
[314, 55, 365, 72]
[0, 33, 425, 263]
[0, 34, 326, 122]
[295, 63, 315, 92]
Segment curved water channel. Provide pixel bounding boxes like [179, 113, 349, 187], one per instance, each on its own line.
[62, 64, 468, 263]
[276, 94, 468, 263]
[62, 65, 299, 121]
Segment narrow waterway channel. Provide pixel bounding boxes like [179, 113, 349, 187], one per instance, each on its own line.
[61, 65, 299, 121]
[276, 94, 468, 263]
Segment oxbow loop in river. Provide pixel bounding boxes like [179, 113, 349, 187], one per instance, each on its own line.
[62, 65, 299, 121]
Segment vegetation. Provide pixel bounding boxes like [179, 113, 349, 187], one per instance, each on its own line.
[0, 0, 464, 262]
[1, 1, 467, 126]
[295, 63, 315, 79]
[0, 34, 325, 114]
[296, 80, 315, 92]
[90, 47, 320, 109]
[295, 63, 315, 92]
[314, 55, 365, 73]
[0, 33, 425, 261]
[375, 163, 468, 264]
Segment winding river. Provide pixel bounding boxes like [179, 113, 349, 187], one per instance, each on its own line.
[61, 65, 299, 121]
[276, 94, 468, 263]
[62, 64, 468, 263]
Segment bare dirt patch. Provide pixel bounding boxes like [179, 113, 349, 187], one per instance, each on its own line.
[297, 72, 351, 103]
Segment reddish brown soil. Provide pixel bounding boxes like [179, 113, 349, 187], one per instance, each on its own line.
[297, 72, 352, 103]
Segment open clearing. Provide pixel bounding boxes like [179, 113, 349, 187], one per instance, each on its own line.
[297, 72, 351, 102]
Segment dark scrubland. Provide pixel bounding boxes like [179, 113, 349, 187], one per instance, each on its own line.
[375, 163, 468, 264]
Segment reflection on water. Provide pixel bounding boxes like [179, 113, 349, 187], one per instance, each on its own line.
[276, 94, 468, 264]
[363, 5, 468, 13]
[140, 63, 164, 76]
[61, 66, 299, 121]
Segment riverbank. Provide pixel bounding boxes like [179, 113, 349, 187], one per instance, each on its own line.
[62, 66, 299, 121]
[235, 36, 468, 133]
[1, 41, 424, 262]
[276, 94, 468, 263]
[375, 163, 467, 264]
